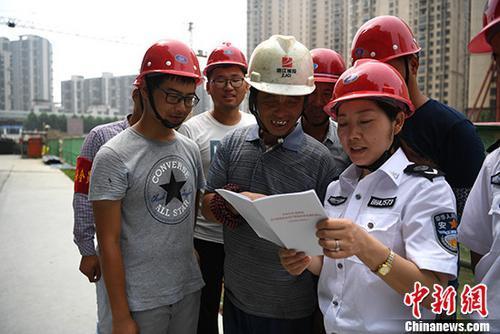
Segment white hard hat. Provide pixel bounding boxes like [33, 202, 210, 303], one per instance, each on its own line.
[245, 35, 315, 96]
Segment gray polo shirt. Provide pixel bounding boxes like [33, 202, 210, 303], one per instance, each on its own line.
[206, 124, 339, 319]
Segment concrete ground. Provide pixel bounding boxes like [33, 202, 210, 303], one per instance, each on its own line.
[0, 155, 96, 333]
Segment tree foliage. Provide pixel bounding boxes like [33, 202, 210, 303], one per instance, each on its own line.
[23, 113, 118, 133]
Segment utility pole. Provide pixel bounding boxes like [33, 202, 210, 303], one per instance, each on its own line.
[188, 22, 193, 48]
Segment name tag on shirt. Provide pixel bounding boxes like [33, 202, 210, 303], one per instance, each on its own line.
[367, 196, 396, 208]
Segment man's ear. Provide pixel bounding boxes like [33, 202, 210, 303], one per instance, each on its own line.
[205, 81, 211, 96]
[409, 54, 419, 76]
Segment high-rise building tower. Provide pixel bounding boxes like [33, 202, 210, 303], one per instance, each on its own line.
[10, 35, 53, 112]
[247, 0, 472, 113]
[0, 37, 11, 111]
[468, 0, 496, 121]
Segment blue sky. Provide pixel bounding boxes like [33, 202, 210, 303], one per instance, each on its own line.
[0, 0, 247, 103]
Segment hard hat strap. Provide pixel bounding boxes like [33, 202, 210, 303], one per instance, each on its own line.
[403, 56, 410, 86]
[356, 136, 400, 172]
[145, 77, 178, 129]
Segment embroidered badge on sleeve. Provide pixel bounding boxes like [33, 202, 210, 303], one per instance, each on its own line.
[433, 212, 458, 254]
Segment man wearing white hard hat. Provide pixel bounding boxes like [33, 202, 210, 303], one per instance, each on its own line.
[201, 35, 340, 333]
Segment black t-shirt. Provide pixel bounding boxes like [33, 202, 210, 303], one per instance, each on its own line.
[400, 99, 485, 188]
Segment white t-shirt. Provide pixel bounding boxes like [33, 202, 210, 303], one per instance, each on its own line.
[458, 147, 500, 331]
[178, 110, 256, 243]
[319, 148, 458, 333]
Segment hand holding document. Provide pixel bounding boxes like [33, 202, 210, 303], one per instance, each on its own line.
[216, 189, 327, 255]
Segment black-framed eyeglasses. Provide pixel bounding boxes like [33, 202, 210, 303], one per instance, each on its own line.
[157, 87, 200, 108]
[210, 77, 245, 89]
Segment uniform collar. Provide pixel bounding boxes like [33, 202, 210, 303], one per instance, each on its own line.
[245, 123, 304, 152]
[339, 148, 409, 190]
[376, 148, 410, 186]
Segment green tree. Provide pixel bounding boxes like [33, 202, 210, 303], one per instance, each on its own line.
[57, 115, 67, 132]
[23, 112, 41, 130]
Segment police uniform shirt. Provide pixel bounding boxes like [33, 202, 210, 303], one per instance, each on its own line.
[458, 147, 500, 329]
[318, 148, 458, 334]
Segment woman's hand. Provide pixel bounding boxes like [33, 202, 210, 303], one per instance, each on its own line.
[278, 248, 311, 276]
[316, 218, 367, 259]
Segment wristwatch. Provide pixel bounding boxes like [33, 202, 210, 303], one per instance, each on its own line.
[375, 249, 395, 276]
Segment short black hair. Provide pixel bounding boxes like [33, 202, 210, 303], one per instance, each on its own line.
[206, 64, 247, 81]
[145, 73, 196, 88]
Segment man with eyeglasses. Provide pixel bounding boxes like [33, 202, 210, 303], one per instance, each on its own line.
[301, 48, 350, 177]
[177, 42, 254, 334]
[72, 87, 142, 330]
[201, 35, 340, 334]
[88, 39, 206, 334]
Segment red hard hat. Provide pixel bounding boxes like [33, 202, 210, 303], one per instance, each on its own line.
[351, 16, 421, 65]
[324, 59, 415, 119]
[203, 42, 248, 77]
[134, 39, 202, 86]
[310, 48, 346, 83]
[469, 0, 500, 53]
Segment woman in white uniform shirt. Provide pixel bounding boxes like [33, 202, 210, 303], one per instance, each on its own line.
[279, 59, 458, 333]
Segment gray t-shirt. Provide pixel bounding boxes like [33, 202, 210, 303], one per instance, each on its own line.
[206, 124, 340, 319]
[178, 110, 255, 243]
[89, 127, 205, 311]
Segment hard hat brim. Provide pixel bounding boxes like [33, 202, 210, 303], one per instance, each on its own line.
[324, 91, 415, 120]
[314, 75, 338, 83]
[135, 69, 204, 87]
[468, 17, 500, 53]
[245, 78, 315, 96]
[203, 61, 248, 77]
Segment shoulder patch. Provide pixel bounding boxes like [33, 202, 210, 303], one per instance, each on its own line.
[404, 164, 445, 182]
[368, 196, 396, 208]
[433, 212, 458, 254]
[328, 196, 347, 206]
[491, 172, 500, 186]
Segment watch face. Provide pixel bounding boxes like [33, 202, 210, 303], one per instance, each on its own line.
[379, 265, 390, 276]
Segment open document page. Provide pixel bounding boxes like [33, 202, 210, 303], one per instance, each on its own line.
[216, 189, 327, 255]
